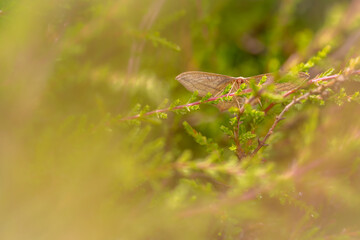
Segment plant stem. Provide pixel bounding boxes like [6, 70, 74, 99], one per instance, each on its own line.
[251, 74, 343, 157]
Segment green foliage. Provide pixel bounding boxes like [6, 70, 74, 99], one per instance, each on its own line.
[200, 92, 213, 102]
[183, 121, 221, 155]
[317, 67, 335, 78]
[235, 83, 248, 94]
[292, 45, 332, 73]
[220, 125, 233, 137]
[1, 1, 360, 240]
[221, 84, 233, 95]
[146, 31, 181, 52]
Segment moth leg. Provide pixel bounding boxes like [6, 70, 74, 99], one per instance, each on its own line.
[214, 90, 223, 98]
[228, 80, 242, 110]
[234, 97, 242, 110]
[226, 81, 237, 97]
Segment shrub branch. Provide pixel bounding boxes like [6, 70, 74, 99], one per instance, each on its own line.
[251, 72, 352, 156]
[122, 70, 360, 121]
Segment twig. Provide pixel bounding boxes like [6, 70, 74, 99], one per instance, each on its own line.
[250, 73, 345, 157]
[122, 89, 253, 120]
[233, 89, 264, 160]
[251, 92, 312, 157]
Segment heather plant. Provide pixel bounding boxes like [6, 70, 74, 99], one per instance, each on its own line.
[1, 0, 360, 240]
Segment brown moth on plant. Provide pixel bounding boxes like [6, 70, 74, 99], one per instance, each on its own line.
[176, 71, 309, 111]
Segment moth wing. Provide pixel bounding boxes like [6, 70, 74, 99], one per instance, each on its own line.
[215, 96, 246, 112]
[246, 72, 310, 92]
[274, 72, 310, 91]
[246, 73, 275, 84]
[176, 71, 235, 97]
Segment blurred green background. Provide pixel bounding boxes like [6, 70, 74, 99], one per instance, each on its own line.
[1, 0, 360, 239]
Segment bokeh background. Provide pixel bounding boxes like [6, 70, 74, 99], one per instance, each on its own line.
[1, 0, 360, 239]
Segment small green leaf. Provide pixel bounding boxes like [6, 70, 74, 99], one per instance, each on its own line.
[229, 144, 237, 152]
[239, 131, 256, 144]
[258, 75, 268, 85]
[170, 99, 181, 109]
[183, 121, 220, 153]
[228, 107, 239, 114]
[157, 113, 168, 119]
[146, 31, 181, 51]
[317, 68, 335, 78]
[235, 83, 248, 94]
[221, 84, 233, 95]
[220, 125, 233, 137]
[189, 105, 200, 111]
[200, 92, 213, 102]
[229, 117, 237, 126]
[140, 105, 150, 116]
[351, 92, 360, 103]
[188, 90, 199, 103]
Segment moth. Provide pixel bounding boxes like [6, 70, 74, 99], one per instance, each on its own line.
[176, 71, 309, 111]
